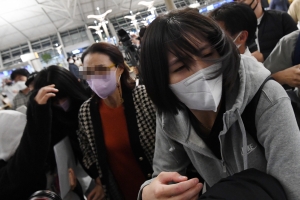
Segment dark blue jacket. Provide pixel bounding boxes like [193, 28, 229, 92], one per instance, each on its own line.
[68, 63, 79, 79]
[270, 0, 289, 11]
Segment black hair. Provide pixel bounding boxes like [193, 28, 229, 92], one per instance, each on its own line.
[140, 7, 240, 115]
[138, 27, 147, 40]
[10, 68, 30, 80]
[25, 72, 38, 87]
[209, 2, 257, 46]
[33, 65, 89, 103]
[81, 42, 135, 90]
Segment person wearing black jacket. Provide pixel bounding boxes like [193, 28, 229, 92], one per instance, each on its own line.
[236, 0, 297, 62]
[68, 57, 80, 79]
[0, 65, 89, 199]
[77, 42, 156, 200]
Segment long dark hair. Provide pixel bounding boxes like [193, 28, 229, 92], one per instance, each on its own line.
[81, 42, 135, 90]
[34, 65, 89, 105]
[140, 8, 240, 115]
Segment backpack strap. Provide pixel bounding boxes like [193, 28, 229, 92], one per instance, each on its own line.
[241, 76, 274, 146]
[292, 32, 300, 66]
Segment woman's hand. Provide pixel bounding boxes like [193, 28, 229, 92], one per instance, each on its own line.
[34, 84, 58, 105]
[87, 177, 105, 200]
[68, 168, 77, 191]
[142, 172, 203, 200]
[272, 65, 300, 87]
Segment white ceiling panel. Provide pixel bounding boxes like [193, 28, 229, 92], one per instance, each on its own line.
[0, 32, 28, 49]
[0, 24, 20, 36]
[0, 0, 180, 51]
[0, 0, 37, 14]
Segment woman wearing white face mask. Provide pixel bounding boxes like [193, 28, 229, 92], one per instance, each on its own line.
[138, 8, 300, 200]
[77, 42, 156, 200]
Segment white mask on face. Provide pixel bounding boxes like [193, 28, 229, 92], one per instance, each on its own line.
[69, 59, 74, 63]
[15, 81, 27, 90]
[233, 31, 242, 49]
[169, 63, 222, 112]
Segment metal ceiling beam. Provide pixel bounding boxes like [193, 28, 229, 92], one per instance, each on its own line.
[104, 0, 107, 11]
[35, 0, 58, 31]
[91, 0, 97, 15]
[38, 4, 69, 12]
[72, 0, 78, 19]
[59, 0, 72, 17]
[112, 0, 119, 7]
[46, 10, 72, 20]
[129, 0, 133, 10]
[0, 15, 29, 40]
[76, 0, 87, 23]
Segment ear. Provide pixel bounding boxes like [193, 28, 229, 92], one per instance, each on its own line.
[116, 64, 124, 82]
[238, 31, 249, 44]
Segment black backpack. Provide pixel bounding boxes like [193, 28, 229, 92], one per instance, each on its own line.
[243, 45, 300, 143]
[241, 76, 274, 146]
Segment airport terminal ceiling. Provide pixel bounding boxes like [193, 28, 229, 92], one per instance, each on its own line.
[0, 0, 168, 51]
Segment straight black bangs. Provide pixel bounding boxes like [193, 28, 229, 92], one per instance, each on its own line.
[164, 18, 233, 80]
[140, 8, 240, 115]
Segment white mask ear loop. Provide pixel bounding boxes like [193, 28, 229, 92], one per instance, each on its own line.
[233, 31, 242, 43]
[233, 31, 243, 49]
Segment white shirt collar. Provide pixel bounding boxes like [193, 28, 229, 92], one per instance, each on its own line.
[243, 47, 252, 56]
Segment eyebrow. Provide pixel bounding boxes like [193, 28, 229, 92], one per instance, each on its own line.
[168, 44, 211, 66]
[94, 64, 105, 67]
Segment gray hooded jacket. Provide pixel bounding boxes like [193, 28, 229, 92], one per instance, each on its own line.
[139, 55, 300, 200]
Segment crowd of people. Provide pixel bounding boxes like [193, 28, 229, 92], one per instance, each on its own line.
[0, 0, 300, 200]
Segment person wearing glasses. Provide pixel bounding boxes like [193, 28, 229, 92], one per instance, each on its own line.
[76, 42, 156, 200]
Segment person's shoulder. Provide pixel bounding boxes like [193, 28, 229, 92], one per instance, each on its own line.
[265, 9, 289, 17]
[79, 97, 93, 113]
[132, 85, 148, 99]
[13, 91, 22, 98]
[291, 0, 300, 5]
[261, 79, 289, 103]
[277, 30, 300, 47]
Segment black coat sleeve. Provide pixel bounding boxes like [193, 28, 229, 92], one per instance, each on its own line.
[0, 99, 52, 199]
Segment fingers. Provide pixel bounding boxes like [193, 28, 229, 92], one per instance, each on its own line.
[87, 189, 95, 200]
[150, 172, 198, 198]
[157, 172, 188, 184]
[87, 184, 105, 200]
[35, 85, 58, 105]
[175, 183, 203, 200]
[68, 168, 76, 190]
[163, 178, 200, 197]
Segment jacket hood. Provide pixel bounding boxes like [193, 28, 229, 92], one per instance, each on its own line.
[160, 55, 270, 162]
[224, 55, 270, 128]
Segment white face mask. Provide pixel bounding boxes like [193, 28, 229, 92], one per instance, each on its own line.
[169, 63, 222, 112]
[15, 81, 27, 90]
[69, 59, 74, 63]
[233, 31, 242, 49]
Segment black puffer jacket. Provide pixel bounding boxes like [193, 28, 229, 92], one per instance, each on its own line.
[258, 9, 297, 60]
